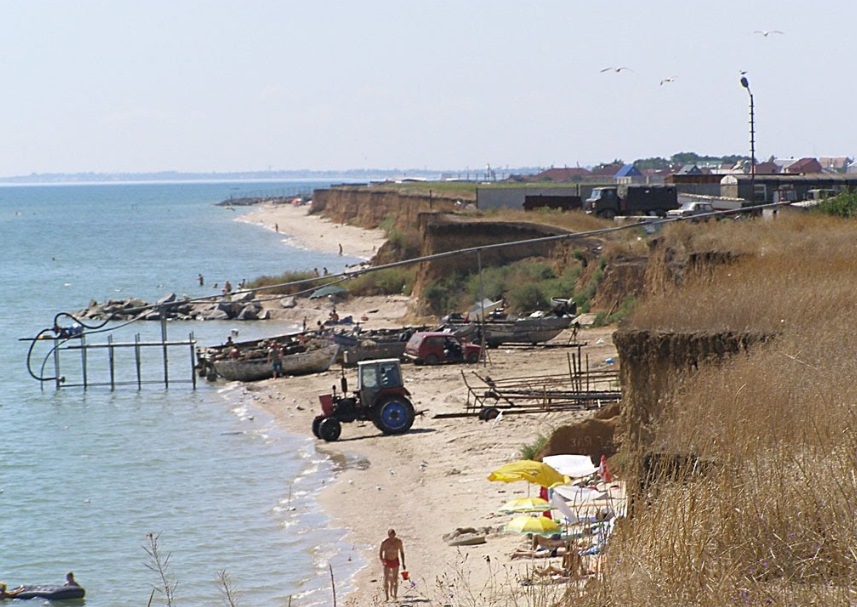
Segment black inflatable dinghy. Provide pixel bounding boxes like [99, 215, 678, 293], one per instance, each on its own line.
[11, 585, 85, 600]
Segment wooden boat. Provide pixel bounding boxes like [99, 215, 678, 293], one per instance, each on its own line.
[212, 339, 339, 382]
[446, 315, 572, 348]
[331, 326, 429, 366]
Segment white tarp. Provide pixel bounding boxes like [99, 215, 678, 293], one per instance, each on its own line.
[553, 485, 611, 504]
[542, 454, 598, 479]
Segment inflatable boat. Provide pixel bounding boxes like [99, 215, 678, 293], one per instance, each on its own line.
[11, 585, 85, 600]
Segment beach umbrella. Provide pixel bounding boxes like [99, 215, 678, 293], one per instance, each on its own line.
[488, 460, 570, 488]
[505, 515, 561, 535]
[309, 285, 348, 300]
[499, 496, 551, 513]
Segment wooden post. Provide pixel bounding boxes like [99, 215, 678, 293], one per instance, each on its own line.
[108, 334, 115, 391]
[189, 332, 197, 390]
[160, 310, 169, 388]
[81, 333, 88, 390]
[135, 334, 142, 390]
[53, 337, 61, 391]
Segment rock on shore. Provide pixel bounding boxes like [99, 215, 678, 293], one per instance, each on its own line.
[76, 291, 271, 322]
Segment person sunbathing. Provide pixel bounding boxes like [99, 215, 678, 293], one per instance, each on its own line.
[511, 544, 570, 559]
[533, 548, 583, 579]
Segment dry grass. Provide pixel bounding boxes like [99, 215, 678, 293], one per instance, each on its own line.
[479, 208, 612, 234]
[585, 213, 857, 606]
[629, 213, 857, 333]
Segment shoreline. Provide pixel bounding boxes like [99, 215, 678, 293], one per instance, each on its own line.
[239, 201, 620, 604]
[237, 202, 387, 262]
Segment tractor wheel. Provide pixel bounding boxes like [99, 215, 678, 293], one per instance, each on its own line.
[373, 396, 416, 435]
[319, 417, 342, 442]
[311, 415, 325, 439]
[424, 353, 440, 365]
[466, 351, 479, 364]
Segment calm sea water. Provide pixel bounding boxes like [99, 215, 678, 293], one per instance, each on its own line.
[0, 181, 361, 606]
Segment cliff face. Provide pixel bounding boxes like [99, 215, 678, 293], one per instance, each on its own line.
[408, 213, 578, 316]
[311, 186, 462, 230]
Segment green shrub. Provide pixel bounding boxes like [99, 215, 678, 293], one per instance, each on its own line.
[507, 282, 549, 311]
[244, 270, 319, 296]
[519, 432, 550, 460]
[814, 191, 857, 217]
[346, 267, 416, 296]
[385, 228, 421, 260]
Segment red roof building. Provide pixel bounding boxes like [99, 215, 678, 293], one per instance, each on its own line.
[532, 167, 592, 182]
[784, 157, 823, 174]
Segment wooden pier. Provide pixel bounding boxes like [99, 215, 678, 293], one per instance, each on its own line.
[25, 318, 198, 391]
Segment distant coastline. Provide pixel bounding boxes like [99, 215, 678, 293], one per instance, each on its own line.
[0, 166, 545, 185]
[0, 169, 444, 185]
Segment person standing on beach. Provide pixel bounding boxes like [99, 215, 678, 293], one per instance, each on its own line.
[379, 529, 405, 601]
[267, 342, 283, 378]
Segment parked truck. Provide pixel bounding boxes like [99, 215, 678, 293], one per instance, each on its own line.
[584, 185, 678, 219]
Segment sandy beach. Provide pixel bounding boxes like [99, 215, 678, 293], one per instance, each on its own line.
[240, 204, 620, 605]
[239, 202, 387, 261]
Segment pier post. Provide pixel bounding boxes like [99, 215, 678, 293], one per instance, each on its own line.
[81, 333, 88, 390]
[108, 334, 115, 391]
[189, 332, 197, 390]
[160, 309, 169, 388]
[135, 334, 142, 390]
[53, 338, 61, 391]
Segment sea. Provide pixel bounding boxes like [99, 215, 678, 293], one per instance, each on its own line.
[0, 181, 363, 606]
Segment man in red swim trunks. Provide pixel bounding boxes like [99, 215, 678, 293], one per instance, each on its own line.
[379, 528, 405, 601]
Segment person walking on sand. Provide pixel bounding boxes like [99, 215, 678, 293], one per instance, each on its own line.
[379, 529, 405, 601]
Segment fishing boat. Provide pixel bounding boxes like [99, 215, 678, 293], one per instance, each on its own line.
[445, 315, 573, 348]
[331, 325, 429, 366]
[209, 338, 339, 382]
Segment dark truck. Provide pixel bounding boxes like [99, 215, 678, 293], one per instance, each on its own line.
[584, 185, 678, 219]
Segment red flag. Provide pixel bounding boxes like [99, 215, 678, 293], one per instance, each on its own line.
[598, 455, 612, 483]
[539, 485, 553, 519]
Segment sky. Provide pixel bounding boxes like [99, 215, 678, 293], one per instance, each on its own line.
[0, 1, 854, 176]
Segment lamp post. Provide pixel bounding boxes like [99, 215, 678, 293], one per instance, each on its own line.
[740, 76, 756, 205]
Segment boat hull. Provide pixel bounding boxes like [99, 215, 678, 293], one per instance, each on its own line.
[449, 316, 572, 348]
[213, 341, 339, 382]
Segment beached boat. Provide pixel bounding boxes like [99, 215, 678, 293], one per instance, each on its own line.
[446, 315, 572, 348]
[331, 326, 430, 366]
[212, 339, 339, 382]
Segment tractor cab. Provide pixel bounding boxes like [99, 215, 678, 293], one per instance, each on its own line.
[357, 358, 406, 404]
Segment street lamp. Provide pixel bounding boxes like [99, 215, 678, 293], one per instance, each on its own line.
[740, 76, 756, 205]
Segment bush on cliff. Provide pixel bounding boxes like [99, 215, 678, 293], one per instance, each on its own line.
[244, 270, 319, 296]
[345, 266, 415, 297]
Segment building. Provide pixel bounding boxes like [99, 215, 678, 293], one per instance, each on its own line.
[614, 163, 644, 184]
[530, 167, 592, 182]
[784, 157, 823, 174]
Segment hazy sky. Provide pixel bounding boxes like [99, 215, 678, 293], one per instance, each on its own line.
[0, 1, 853, 176]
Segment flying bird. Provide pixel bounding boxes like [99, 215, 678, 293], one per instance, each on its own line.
[752, 30, 784, 37]
[600, 66, 633, 73]
[659, 76, 677, 86]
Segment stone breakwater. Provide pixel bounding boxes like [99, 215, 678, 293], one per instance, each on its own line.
[76, 291, 276, 322]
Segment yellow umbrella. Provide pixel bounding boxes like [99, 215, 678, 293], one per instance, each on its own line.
[499, 497, 551, 513]
[505, 515, 561, 535]
[488, 460, 570, 488]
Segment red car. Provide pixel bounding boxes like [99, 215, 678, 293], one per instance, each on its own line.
[403, 331, 481, 365]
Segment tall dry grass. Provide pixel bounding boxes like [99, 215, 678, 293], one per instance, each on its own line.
[582, 213, 857, 606]
[630, 213, 857, 333]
